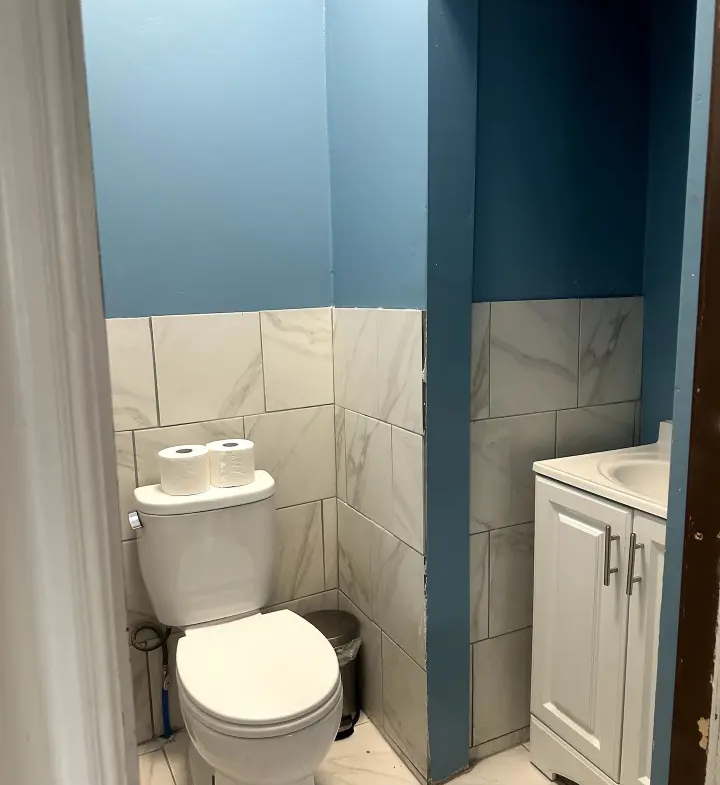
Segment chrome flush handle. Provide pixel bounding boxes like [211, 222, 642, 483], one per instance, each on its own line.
[604, 525, 620, 586]
[626, 533, 644, 596]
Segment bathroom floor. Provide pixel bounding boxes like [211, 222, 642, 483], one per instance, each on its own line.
[137, 715, 554, 785]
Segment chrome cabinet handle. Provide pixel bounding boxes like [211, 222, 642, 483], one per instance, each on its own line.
[604, 525, 620, 586]
[626, 533, 644, 596]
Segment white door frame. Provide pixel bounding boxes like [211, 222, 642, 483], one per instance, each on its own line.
[0, 1, 135, 784]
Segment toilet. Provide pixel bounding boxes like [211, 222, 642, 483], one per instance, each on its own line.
[132, 471, 342, 785]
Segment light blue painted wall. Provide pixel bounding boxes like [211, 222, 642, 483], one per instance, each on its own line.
[83, 0, 333, 318]
[425, 0, 477, 779]
[473, 0, 647, 303]
[651, 0, 712, 780]
[640, 0, 696, 443]
[326, 0, 428, 309]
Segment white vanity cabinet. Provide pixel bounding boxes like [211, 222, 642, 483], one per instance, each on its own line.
[620, 512, 666, 785]
[530, 477, 666, 785]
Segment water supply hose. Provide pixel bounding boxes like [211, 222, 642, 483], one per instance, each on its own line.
[131, 621, 173, 739]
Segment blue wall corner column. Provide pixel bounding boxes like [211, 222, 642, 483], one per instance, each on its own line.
[472, 0, 647, 304]
[425, 0, 478, 780]
[651, 0, 713, 781]
[640, 0, 697, 443]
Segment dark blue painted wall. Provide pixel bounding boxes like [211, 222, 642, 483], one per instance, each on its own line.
[326, 0, 428, 309]
[473, 0, 648, 303]
[640, 0, 696, 443]
[425, 0, 477, 779]
[652, 0, 710, 780]
[83, 0, 333, 318]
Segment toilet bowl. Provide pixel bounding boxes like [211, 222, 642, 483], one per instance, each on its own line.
[132, 472, 342, 785]
[175, 611, 342, 785]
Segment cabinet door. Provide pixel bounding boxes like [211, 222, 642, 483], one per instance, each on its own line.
[532, 478, 632, 781]
[620, 512, 666, 785]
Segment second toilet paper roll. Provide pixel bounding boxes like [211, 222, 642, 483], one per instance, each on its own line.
[207, 439, 255, 487]
[158, 445, 210, 496]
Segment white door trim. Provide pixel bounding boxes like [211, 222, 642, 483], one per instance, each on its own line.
[0, 1, 135, 784]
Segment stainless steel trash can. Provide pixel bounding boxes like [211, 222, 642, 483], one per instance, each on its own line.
[304, 610, 361, 739]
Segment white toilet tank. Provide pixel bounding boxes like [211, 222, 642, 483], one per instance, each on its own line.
[133, 471, 276, 628]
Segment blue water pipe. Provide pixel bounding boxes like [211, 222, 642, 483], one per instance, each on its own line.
[131, 621, 173, 739]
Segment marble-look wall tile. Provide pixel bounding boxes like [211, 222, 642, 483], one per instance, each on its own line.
[134, 417, 245, 486]
[489, 524, 534, 637]
[245, 405, 335, 508]
[153, 312, 265, 425]
[138, 750, 176, 785]
[471, 302, 491, 421]
[270, 502, 325, 605]
[489, 300, 579, 417]
[391, 427, 425, 554]
[122, 539, 154, 621]
[129, 646, 153, 743]
[556, 402, 636, 459]
[579, 297, 643, 406]
[382, 634, 428, 776]
[345, 411, 393, 531]
[106, 318, 158, 431]
[265, 589, 339, 616]
[339, 592, 383, 726]
[260, 308, 334, 411]
[333, 309, 379, 418]
[470, 532, 489, 643]
[472, 627, 532, 745]
[371, 524, 426, 667]
[377, 310, 424, 435]
[149, 633, 183, 735]
[334, 406, 347, 502]
[337, 501, 372, 616]
[115, 432, 138, 542]
[322, 499, 339, 590]
[470, 413, 556, 532]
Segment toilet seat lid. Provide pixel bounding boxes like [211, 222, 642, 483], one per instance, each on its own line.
[176, 610, 340, 726]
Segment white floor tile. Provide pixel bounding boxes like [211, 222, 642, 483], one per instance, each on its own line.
[138, 749, 175, 785]
[137, 737, 165, 757]
[164, 731, 191, 785]
[317, 721, 418, 785]
[456, 745, 552, 784]
[140, 717, 396, 785]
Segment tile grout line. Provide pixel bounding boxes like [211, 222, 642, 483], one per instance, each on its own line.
[162, 745, 178, 785]
[320, 498, 327, 591]
[468, 396, 641, 427]
[129, 402, 336, 433]
[257, 311, 268, 414]
[340, 403, 425, 437]
[148, 317, 162, 428]
[339, 496, 425, 558]
[471, 519, 534, 536]
[379, 625, 427, 674]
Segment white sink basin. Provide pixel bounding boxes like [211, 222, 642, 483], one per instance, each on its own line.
[599, 455, 670, 504]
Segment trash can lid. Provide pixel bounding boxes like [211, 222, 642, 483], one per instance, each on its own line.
[303, 610, 360, 648]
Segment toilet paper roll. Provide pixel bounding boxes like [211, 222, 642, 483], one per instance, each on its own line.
[158, 445, 210, 496]
[206, 439, 255, 487]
